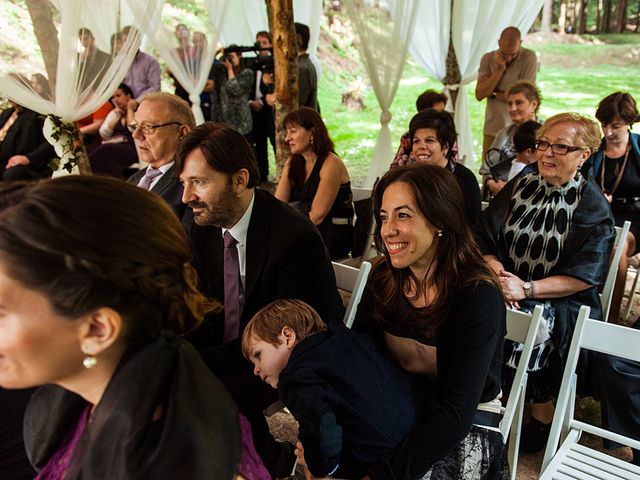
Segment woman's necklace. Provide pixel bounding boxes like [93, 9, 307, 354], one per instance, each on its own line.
[600, 144, 631, 195]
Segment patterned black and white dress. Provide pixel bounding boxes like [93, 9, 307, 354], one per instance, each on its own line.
[502, 172, 586, 401]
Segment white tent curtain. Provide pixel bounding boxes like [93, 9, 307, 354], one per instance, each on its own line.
[407, 0, 450, 86]
[344, 0, 418, 186]
[450, 0, 545, 164]
[136, 0, 228, 124]
[406, 0, 543, 165]
[0, 0, 161, 169]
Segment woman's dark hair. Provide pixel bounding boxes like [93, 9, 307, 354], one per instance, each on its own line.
[408, 109, 457, 161]
[226, 44, 243, 75]
[284, 107, 335, 187]
[0, 176, 217, 347]
[415, 89, 448, 112]
[31, 73, 53, 101]
[371, 164, 500, 327]
[116, 82, 133, 98]
[595, 91, 639, 126]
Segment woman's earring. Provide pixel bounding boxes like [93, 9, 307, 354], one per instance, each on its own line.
[82, 345, 97, 369]
[437, 229, 443, 237]
[310, 135, 314, 146]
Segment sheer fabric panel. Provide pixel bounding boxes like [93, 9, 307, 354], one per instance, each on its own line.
[345, 0, 418, 186]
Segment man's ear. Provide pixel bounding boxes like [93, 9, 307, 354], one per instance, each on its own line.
[79, 307, 124, 357]
[233, 168, 250, 193]
[281, 326, 298, 349]
[179, 125, 191, 139]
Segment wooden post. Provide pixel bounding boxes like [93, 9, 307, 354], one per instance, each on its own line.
[267, 0, 299, 178]
[26, 0, 59, 89]
[443, 0, 461, 108]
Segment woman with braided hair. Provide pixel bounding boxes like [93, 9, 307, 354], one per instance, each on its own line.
[0, 176, 269, 479]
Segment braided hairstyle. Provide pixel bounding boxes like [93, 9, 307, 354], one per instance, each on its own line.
[0, 176, 217, 347]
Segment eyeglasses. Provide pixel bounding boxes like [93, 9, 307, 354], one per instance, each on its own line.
[127, 122, 182, 135]
[535, 140, 584, 155]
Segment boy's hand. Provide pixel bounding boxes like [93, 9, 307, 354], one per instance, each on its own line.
[295, 441, 316, 480]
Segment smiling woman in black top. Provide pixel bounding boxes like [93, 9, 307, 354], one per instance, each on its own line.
[353, 163, 507, 480]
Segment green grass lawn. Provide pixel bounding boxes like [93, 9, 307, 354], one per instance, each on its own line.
[311, 34, 640, 187]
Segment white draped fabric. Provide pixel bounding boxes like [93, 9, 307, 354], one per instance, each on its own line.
[0, 0, 160, 170]
[136, 0, 228, 124]
[406, 0, 543, 165]
[345, 0, 418, 185]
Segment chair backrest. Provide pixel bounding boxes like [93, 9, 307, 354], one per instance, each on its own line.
[332, 260, 372, 328]
[500, 305, 544, 480]
[542, 304, 640, 471]
[351, 187, 372, 202]
[601, 220, 630, 322]
[500, 305, 544, 437]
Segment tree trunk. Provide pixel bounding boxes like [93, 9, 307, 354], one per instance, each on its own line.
[636, 0, 640, 31]
[604, 0, 613, 32]
[597, 0, 604, 32]
[267, 0, 299, 178]
[542, 0, 554, 32]
[559, 0, 568, 33]
[615, 0, 628, 32]
[578, 0, 589, 33]
[25, 0, 58, 89]
[567, 0, 576, 31]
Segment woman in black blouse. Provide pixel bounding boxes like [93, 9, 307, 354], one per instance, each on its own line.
[478, 113, 615, 452]
[353, 164, 508, 479]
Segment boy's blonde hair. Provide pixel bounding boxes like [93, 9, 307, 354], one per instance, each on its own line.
[241, 299, 327, 359]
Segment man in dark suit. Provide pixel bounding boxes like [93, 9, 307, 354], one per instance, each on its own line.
[249, 31, 275, 183]
[176, 122, 344, 476]
[127, 92, 194, 228]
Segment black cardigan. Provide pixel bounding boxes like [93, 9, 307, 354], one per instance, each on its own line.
[278, 325, 416, 479]
[352, 263, 506, 479]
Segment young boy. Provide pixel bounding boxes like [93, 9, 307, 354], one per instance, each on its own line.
[242, 299, 416, 479]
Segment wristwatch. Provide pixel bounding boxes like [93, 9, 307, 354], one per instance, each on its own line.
[523, 281, 534, 299]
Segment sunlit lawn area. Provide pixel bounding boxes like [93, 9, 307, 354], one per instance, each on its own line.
[313, 34, 640, 186]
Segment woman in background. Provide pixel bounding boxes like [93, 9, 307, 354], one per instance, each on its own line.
[276, 107, 354, 259]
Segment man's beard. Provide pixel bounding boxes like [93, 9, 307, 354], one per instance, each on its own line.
[188, 184, 238, 228]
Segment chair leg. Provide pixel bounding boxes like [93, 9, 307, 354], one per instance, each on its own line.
[624, 267, 640, 322]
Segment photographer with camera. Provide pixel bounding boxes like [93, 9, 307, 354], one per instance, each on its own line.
[217, 46, 254, 139]
[250, 31, 276, 183]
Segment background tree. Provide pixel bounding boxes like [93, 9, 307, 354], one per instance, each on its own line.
[266, 0, 299, 177]
[542, 0, 554, 31]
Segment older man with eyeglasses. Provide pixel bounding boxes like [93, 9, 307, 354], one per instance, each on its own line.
[127, 92, 194, 229]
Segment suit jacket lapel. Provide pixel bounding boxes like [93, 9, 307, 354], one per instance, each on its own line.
[152, 164, 176, 195]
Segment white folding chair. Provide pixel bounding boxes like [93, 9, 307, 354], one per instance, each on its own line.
[351, 187, 372, 202]
[601, 220, 631, 323]
[540, 305, 640, 479]
[500, 305, 544, 480]
[624, 257, 640, 322]
[332, 260, 372, 328]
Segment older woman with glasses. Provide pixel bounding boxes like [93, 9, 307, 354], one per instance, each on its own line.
[477, 112, 615, 453]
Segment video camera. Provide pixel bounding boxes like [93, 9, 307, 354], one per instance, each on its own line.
[219, 44, 274, 73]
